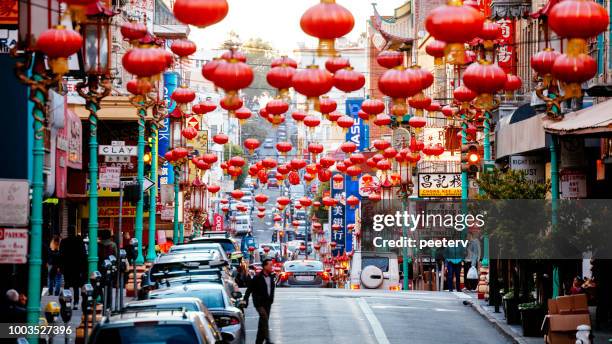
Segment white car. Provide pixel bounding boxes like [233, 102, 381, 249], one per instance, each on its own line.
[233, 215, 252, 235]
[257, 243, 280, 257]
[240, 196, 254, 210]
[349, 251, 401, 291]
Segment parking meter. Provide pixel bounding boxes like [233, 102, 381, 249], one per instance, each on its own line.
[59, 289, 73, 323]
[81, 284, 94, 312]
[119, 249, 128, 271]
[90, 271, 102, 295]
[130, 238, 139, 259]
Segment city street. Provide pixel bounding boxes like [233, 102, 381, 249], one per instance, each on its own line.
[243, 289, 512, 344]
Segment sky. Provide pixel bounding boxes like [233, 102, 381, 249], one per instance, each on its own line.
[191, 0, 408, 53]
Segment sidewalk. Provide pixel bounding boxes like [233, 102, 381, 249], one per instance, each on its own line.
[39, 294, 82, 344]
[464, 291, 612, 344]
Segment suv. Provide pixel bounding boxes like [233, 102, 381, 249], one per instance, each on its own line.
[349, 251, 401, 291]
[88, 309, 234, 344]
[233, 215, 251, 235]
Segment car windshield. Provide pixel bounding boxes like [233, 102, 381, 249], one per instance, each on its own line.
[362, 256, 389, 272]
[93, 324, 198, 344]
[236, 218, 249, 225]
[194, 240, 235, 254]
[284, 261, 323, 272]
[151, 289, 226, 309]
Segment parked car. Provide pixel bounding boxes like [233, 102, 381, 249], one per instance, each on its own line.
[88, 309, 234, 344]
[263, 138, 274, 148]
[267, 178, 279, 189]
[189, 236, 248, 287]
[278, 260, 330, 288]
[257, 243, 280, 259]
[169, 243, 229, 262]
[232, 215, 251, 235]
[123, 297, 217, 332]
[349, 251, 401, 291]
[148, 283, 245, 344]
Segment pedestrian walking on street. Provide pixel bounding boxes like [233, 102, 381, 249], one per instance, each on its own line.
[60, 225, 87, 309]
[47, 235, 63, 296]
[243, 258, 276, 344]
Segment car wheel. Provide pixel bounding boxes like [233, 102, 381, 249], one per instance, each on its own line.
[360, 265, 384, 289]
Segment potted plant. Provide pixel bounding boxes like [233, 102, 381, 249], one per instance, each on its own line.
[518, 302, 545, 337]
[502, 290, 521, 324]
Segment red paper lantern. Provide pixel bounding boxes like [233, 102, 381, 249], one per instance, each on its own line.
[122, 47, 168, 78]
[221, 50, 246, 62]
[244, 138, 260, 153]
[207, 184, 220, 194]
[213, 59, 253, 95]
[303, 115, 321, 128]
[453, 86, 477, 103]
[336, 116, 355, 130]
[262, 158, 277, 169]
[171, 86, 196, 104]
[267, 66, 295, 96]
[299, 197, 313, 207]
[463, 62, 507, 96]
[350, 153, 366, 165]
[234, 107, 252, 122]
[230, 189, 244, 200]
[37, 26, 83, 59]
[308, 143, 324, 156]
[552, 53, 597, 96]
[504, 74, 522, 93]
[319, 156, 335, 168]
[361, 99, 385, 115]
[340, 142, 357, 154]
[271, 56, 298, 68]
[318, 169, 332, 182]
[408, 116, 427, 129]
[292, 65, 334, 100]
[290, 159, 307, 170]
[276, 141, 293, 154]
[346, 195, 360, 208]
[373, 114, 391, 127]
[181, 126, 198, 140]
[229, 156, 246, 167]
[288, 171, 301, 185]
[126, 79, 151, 96]
[254, 194, 268, 204]
[300, 0, 355, 54]
[171, 39, 197, 57]
[266, 99, 289, 115]
[319, 97, 338, 115]
[173, 0, 229, 28]
[202, 58, 222, 82]
[531, 48, 561, 76]
[277, 197, 291, 206]
[425, 39, 447, 65]
[192, 101, 217, 115]
[322, 196, 337, 207]
[548, 0, 609, 39]
[368, 193, 382, 202]
[346, 165, 362, 180]
[201, 153, 218, 164]
[325, 56, 351, 74]
[333, 67, 365, 93]
[120, 21, 147, 41]
[213, 133, 229, 145]
[377, 50, 404, 69]
[292, 111, 307, 122]
[373, 140, 391, 151]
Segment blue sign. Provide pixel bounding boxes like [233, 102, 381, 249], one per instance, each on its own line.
[343, 98, 367, 253]
[161, 72, 178, 185]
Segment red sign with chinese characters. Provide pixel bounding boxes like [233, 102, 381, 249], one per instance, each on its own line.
[477, 0, 492, 18]
[496, 18, 516, 75]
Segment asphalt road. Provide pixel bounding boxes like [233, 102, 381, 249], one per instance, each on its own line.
[242, 289, 512, 344]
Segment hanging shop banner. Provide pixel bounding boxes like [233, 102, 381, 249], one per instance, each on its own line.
[331, 172, 346, 255]
[213, 213, 224, 232]
[496, 18, 516, 75]
[417, 173, 462, 198]
[161, 72, 178, 185]
[344, 98, 367, 253]
[477, 0, 492, 18]
[0, 228, 28, 264]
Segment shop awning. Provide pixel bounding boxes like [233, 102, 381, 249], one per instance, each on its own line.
[70, 96, 154, 121]
[496, 103, 546, 158]
[542, 99, 612, 136]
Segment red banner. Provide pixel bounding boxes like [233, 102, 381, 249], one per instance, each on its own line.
[213, 213, 224, 232]
[496, 18, 516, 75]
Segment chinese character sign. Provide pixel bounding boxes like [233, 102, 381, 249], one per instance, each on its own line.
[496, 18, 516, 75]
[418, 173, 462, 197]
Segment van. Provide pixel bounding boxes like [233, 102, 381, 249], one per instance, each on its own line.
[349, 251, 401, 291]
[233, 215, 251, 235]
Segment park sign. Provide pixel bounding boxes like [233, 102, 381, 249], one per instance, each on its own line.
[418, 173, 462, 198]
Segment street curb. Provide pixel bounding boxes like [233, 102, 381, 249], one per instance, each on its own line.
[467, 300, 528, 344]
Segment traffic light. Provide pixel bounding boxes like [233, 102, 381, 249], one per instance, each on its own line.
[461, 142, 481, 175]
[144, 137, 152, 175]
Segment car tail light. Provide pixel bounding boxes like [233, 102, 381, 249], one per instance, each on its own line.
[280, 272, 293, 281]
[350, 283, 360, 290]
[215, 315, 241, 327]
[389, 285, 401, 291]
[317, 271, 330, 281]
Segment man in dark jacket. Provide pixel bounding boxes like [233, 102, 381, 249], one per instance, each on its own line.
[243, 258, 275, 344]
[60, 225, 87, 309]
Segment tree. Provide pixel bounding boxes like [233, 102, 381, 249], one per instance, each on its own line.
[240, 116, 271, 144]
[476, 168, 550, 200]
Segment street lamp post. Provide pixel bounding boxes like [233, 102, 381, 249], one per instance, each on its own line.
[130, 97, 155, 264]
[147, 102, 165, 261]
[14, 52, 60, 330]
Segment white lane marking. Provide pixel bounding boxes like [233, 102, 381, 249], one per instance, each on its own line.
[256, 229, 265, 232]
[370, 304, 458, 312]
[357, 298, 391, 344]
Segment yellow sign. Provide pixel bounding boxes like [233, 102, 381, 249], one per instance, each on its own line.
[187, 130, 208, 155]
[418, 173, 462, 198]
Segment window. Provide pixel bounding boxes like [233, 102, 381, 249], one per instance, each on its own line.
[93, 324, 199, 344]
[362, 256, 389, 272]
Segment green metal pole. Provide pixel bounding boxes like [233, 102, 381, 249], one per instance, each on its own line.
[146, 122, 158, 261]
[87, 102, 99, 275]
[461, 114, 469, 199]
[26, 71, 46, 333]
[134, 109, 146, 265]
[179, 222, 184, 244]
[550, 135, 560, 298]
[173, 165, 180, 244]
[481, 111, 492, 267]
[401, 199, 409, 291]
